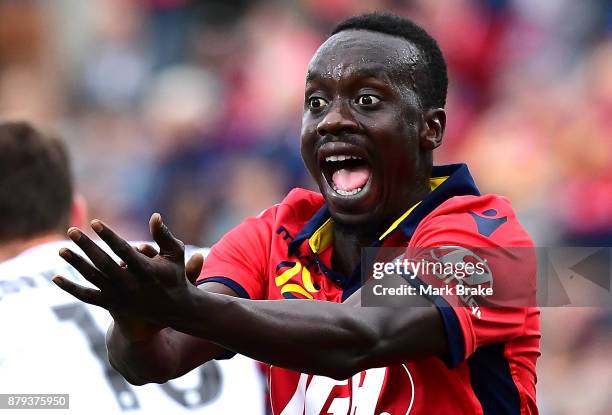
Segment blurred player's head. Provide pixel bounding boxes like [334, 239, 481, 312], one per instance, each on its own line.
[0, 121, 86, 252]
[300, 12, 447, 232]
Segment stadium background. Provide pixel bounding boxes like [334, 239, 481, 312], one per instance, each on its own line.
[0, 0, 610, 413]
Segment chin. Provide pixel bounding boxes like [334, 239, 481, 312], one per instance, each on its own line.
[329, 209, 373, 226]
[326, 198, 388, 233]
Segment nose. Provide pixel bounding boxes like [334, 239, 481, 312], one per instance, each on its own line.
[316, 101, 358, 137]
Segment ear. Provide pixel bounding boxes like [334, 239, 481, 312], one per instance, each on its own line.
[70, 194, 88, 229]
[419, 108, 446, 150]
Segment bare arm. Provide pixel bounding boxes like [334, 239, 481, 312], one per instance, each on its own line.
[169, 289, 446, 380]
[53, 215, 448, 382]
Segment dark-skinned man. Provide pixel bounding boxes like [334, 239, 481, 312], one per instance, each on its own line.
[54, 12, 540, 414]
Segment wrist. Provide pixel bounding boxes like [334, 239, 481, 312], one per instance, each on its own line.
[169, 284, 227, 338]
[111, 316, 164, 343]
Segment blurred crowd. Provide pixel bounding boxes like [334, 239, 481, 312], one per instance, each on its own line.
[0, 0, 611, 413]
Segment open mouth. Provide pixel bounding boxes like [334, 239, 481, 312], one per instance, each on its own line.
[323, 155, 371, 196]
[318, 144, 373, 199]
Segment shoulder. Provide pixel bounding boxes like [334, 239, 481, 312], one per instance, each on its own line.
[212, 188, 325, 248]
[0, 241, 73, 277]
[412, 194, 533, 248]
[277, 188, 325, 219]
[250, 188, 325, 228]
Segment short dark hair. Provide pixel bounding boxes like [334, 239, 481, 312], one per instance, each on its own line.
[331, 12, 448, 109]
[0, 121, 73, 242]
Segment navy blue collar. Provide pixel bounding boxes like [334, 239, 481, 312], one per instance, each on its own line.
[287, 163, 480, 256]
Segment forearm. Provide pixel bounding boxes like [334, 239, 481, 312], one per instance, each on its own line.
[106, 321, 225, 385]
[171, 289, 445, 380]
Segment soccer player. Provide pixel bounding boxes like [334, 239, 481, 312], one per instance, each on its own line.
[0, 121, 266, 414]
[54, 13, 540, 414]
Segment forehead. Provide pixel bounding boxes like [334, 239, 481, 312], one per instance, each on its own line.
[307, 29, 421, 83]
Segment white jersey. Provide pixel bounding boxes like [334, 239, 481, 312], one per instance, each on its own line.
[0, 240, 266, 415]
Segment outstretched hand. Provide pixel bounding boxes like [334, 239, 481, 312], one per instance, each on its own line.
[53, 213, 204, 328]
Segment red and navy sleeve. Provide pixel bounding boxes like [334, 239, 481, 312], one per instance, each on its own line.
[407, 195, 537, 368]
[197, 206, 277, 300]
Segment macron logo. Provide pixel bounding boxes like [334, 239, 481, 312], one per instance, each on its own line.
[469, 209, 507, 237]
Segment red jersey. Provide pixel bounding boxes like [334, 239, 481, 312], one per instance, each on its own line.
[199, 164, 540, 415]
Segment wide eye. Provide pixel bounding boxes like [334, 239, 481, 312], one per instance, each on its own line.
[356, 94, 381, 106]
[308, 97, 329, 110]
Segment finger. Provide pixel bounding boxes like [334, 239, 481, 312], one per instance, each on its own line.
[186, 253, 204, 285]
[59, 248, 111, 290]
[52, 276, 109, 309]
[149, 213, 184, 261]
[120, 245, 158, 267]
[67, 227, 124, 277]
[137, 243, 158, 258]
[90, 220, 148, 274]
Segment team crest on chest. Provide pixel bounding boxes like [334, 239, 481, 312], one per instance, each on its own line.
[274, 261, 320, 299]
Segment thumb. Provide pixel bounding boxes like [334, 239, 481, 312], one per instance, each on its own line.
[186, 253, 204, 285]
[149, 213, 184, 262]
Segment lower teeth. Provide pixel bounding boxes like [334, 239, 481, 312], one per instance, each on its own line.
[333, 186, 363, 196]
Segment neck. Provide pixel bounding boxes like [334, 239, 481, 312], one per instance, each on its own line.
[0, 233, 64, 262]
[331, 225, 374, 277]
[331, 178, 432, 276]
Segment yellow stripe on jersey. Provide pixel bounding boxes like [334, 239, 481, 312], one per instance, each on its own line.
[308, 218, 333, 254]
[378, 176, 447, 240]
[309, 176, 449, 253]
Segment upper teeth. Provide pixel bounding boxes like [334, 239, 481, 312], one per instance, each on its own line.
[325, 155, 362, 162]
